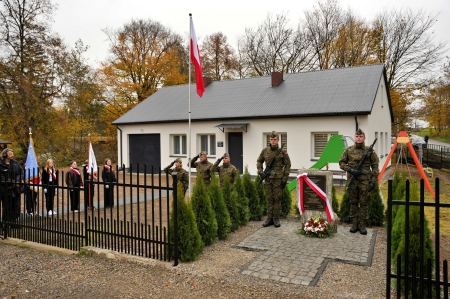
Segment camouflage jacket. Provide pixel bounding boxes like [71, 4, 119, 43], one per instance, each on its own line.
[256, 145, 291, 182]
[212, 161, 237, 185]
[338, 143, 379, 183]
[189, 158, 213, 185]
[164, 164, 189, 192]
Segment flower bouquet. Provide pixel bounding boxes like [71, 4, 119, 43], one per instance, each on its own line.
[298, 216, 333, 238]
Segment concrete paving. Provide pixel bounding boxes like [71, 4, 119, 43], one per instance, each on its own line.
[234, 218, 377, 286]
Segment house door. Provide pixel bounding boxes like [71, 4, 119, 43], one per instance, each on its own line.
[129, 134, 160, 173]
[228, 132, 243, 173]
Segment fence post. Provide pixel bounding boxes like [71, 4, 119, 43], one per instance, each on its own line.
[171, 173, 178, 266]
[386, 178, 393, 298]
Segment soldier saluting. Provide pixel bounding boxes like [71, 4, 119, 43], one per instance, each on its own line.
[257, 131, 291, 228]
[339, 128, 379, 235]
[189, 151, 213, 187]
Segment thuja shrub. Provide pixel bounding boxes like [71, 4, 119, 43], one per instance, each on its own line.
[190, 173, 218, 246]
[366, 182, 385, 226]
[208, 174, 231, 240]
[243, 166, 262, 221]
[255, 174, 267, 216]
[331, 185, 339, 215]
[338, 187, 351, 222]
[392, 180, 435, 298]
[221, 176, 240, 232]
[234, 170, 250, 226]
[169, 182, 204, 262]
[280, 184, 292, 218]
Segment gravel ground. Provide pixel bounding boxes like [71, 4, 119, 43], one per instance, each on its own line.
[0, 218, 387, 299]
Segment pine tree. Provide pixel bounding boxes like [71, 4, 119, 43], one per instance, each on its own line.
[280, 185, 292, 217]
[222, 175, 240, 232]
[208, 174, 231, 240]
[243, 166, 262, 221]
[255, 174, 267, 216]
[169, 182, 204, 262]
[234, 169, 249, 226]
[190, 173, 218, 246]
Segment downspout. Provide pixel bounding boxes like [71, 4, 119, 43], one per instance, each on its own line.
[354, 114, 359, 132]
[116, 126, 123, 170]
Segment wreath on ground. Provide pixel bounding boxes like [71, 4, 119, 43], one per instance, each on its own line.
[297, 216, 333, 238]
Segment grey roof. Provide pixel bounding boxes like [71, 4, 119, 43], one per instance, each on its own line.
[113, 64, 391, 125]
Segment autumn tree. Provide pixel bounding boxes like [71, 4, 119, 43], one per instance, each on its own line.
[330, 10, 374, 68]
[303, 0, 343, 70]
[238, 12, 314, 76]
[58, 40, 105, 161]
[0, 0, 67, 159]
[99, 19, 188, 127]
[201, 32, 238, 81]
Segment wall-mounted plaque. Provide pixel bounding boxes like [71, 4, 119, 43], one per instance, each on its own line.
[302, 175, 326, 210]
[217, 141, 224, 147]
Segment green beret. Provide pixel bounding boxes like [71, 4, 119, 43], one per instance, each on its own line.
[223, 153, 229, 158]
[200, 151, 207, 156]
[270, 131, 278, 138]
[355, 128, 365, 135]
[175, 158, 182, 163]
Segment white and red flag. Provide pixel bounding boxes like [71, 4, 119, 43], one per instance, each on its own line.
[190, 17, 205, 97]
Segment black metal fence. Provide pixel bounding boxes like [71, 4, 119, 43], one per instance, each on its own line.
[395, 143, 450, 170]
[386, 178, 450, 298]
[0, 165, 179, 265]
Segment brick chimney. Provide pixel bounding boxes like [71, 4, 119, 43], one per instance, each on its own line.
[271, 71, 283, 87]
[203, 76, 212, 87]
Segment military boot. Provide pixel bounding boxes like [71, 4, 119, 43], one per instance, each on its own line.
[349, 222, 359, 233]
[273, 218, 281, 228]
[262, 217, 274, 227]
[359, 223, 367, 235]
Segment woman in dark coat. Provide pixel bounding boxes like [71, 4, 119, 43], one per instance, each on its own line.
[65, 160, 82, 212]
[42, 159, 58, 215]
[101, 158, 116, 208]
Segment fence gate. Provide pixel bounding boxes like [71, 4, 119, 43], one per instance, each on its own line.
[386, 178, 449, 298]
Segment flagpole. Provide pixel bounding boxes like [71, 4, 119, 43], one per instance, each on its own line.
[188, 13, 192, 200]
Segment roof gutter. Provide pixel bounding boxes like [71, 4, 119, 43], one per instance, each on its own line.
[116, 125, 124, 170]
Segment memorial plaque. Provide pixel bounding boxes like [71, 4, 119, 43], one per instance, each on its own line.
[302, 175, 326, 210]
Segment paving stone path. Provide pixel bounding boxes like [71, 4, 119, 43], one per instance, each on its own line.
[235, 219, 377, 286]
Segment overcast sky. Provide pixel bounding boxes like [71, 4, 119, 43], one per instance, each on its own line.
[52, 0, 449, 68]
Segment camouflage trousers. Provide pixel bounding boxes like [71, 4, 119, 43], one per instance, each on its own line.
[264, 179, 283, 218]
[346, 179, 371, 224]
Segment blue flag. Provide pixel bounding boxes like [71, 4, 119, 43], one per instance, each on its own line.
[25, 136, 41, 189]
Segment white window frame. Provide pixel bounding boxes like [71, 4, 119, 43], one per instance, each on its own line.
[198, 134, 216, 156]
[312, 132, 338, 159]
[171, 134, 187, 156]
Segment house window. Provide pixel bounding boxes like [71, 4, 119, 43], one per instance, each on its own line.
[265, 133, 288, 152]
[200, 134, 216, 156]
[313, 132, 338, 158]
[171, 135, 187, 155]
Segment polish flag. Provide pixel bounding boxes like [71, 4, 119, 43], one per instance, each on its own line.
[190, 17, 205, 97]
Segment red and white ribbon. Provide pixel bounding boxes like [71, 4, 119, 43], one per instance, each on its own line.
[297, 173, 334, 223]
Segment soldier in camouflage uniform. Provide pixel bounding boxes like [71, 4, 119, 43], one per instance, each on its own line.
[189, 151, 213, 187]
[212, 153, 237, 186]
[339, 128, 379, 235]
[257, 131, 291, 228]
[164, 158, 189, 195]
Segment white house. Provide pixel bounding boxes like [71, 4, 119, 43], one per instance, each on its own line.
[112, 64, 392, 175]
